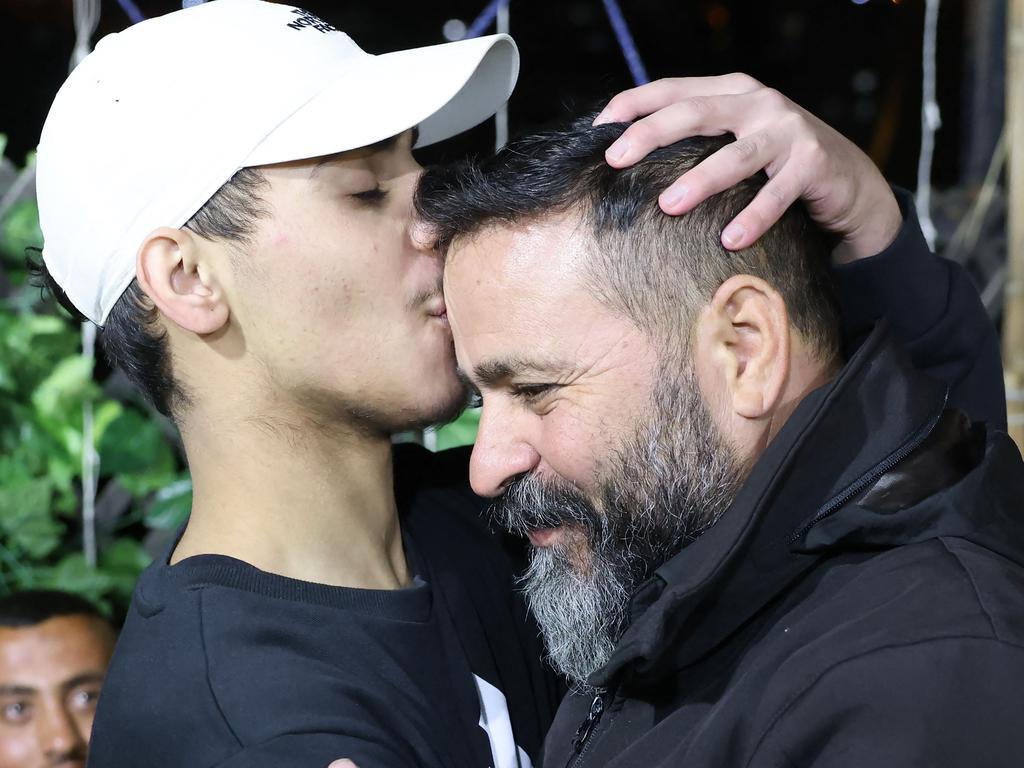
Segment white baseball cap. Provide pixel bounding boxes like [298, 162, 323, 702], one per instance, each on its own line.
[37, 0, 519, 324]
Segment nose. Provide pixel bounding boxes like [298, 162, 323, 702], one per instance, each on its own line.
[38, 701, 86, 762]
[470, 405, 541, 497]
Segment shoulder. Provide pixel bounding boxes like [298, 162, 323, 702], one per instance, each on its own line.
[746, 539, 1024, 765]
[790, 536, 1024, 654]
[88, 566, 241, 763]
[749, 634, 1024, 768]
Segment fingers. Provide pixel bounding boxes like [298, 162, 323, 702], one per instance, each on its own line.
[658, 130, 781, 214]
[594, 73, 762, 125]
[604, 93, 753, 168]
[719, 173, 802, 251]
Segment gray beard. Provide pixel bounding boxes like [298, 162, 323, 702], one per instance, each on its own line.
[490, 363, 741, 691]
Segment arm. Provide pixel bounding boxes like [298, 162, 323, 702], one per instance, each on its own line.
[831, 187, 1006, 428]
[213, 735, 404, 768]
[597, 75, 1006, 427]
[750, 639, 1024, 768]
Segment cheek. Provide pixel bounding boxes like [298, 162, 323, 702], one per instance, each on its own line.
[538, 389, 648, 488]
[0, 727, 33, 763]
[535, 410, 605, 487]
[73, 709, 96, 743]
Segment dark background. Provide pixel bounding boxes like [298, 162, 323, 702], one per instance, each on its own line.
[0, 0, 1004, 191]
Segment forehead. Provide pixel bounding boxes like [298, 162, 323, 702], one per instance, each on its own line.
[260, 128, 416, 183]
[443, 217, 642, 372]
[0, 616, 112, 688]
[445, 217, 589, 328]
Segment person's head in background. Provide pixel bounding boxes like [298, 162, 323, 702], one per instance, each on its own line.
[417, 114, 842, 689]
[0, 591, 116, 768]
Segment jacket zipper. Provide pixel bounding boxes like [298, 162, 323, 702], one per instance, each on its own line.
[565, 690, 606, 768]
[790, 399, 946, 543]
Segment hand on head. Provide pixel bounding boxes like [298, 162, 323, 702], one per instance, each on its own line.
[595, 73, 903, 262]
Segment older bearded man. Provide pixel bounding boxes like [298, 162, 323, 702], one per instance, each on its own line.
[417, 104, 1024, 767]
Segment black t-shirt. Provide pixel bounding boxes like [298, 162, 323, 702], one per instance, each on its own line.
[87, 445, 562, 768]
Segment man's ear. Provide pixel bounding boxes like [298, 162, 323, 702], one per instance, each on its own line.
[136, 227, 229, 335]
[697, 274, 790, 420]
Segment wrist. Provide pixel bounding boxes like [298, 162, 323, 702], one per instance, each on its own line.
[830, 188, 903, 265]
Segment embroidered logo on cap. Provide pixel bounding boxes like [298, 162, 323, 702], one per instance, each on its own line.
[286, 8, 337, 33]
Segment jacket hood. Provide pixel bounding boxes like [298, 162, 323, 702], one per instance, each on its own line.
[593, 324, 1024, 688]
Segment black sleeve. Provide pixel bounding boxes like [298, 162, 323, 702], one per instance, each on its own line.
[831, 187, 1006, 429]
[750, 639, 1024, 768]
[212, 734, 408, 768]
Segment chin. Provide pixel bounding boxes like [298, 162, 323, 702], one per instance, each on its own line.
[411, 382, 469, 430]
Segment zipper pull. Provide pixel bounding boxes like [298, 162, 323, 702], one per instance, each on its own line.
[571, 692, 606, 755]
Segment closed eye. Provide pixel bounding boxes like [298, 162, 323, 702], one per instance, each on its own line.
[511, 384, 556, 404]
[352, 186, 388, 203]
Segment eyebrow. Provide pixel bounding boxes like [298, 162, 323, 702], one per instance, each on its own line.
[469, 356, 570, 388]
[61, 672, 105, 691]
[309, 126, 420, 178]
[0, 671, 105, 699]
[0, 685, 36, 697]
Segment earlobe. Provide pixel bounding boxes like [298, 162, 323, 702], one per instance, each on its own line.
[136, 227, 229, 335]
[704, 275, 790, 421]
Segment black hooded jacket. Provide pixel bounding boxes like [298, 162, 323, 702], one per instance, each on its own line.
[543, 325, 1024, 768]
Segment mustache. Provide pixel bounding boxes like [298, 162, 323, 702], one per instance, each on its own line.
[489, 472, 602, 540]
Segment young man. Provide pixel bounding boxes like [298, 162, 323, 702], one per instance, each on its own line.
[0, 591, 116, 768]
[417, 115, 1024, 767]
[35, 2, 1002, 767]
[40, 3, 556, 766]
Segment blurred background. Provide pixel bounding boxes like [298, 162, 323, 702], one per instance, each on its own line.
[0, 0, 1013, 619]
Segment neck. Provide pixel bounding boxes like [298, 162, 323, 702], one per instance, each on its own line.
[171, 398, 409, 590]
[763, 353, 840, 450]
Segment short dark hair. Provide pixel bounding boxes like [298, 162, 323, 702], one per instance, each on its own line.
[415, 115, 841, 363]
[0, 589, 109, 629]
[30, 168, 268, 418]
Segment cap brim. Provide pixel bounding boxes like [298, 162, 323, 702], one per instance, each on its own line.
[244, 33, 518, 167]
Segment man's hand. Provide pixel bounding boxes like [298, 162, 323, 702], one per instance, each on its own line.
[594, 74, 903, 263]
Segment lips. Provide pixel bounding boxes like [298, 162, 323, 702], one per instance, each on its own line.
[425, 297, 447, 319]
[527, 527, 563, 548]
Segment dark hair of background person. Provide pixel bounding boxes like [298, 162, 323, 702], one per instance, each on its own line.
[27, 168, 268, 420]
[0, 589, 111, 629]
[415, 113, 842, 365]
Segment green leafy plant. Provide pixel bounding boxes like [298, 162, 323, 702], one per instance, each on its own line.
[0, 142, 189, 616]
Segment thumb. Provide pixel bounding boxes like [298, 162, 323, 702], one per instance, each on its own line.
[327, 761, 358, 768]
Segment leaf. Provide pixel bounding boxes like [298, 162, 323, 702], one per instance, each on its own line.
[0, 199, 43, 266]
[10, 515, 65, 559]
[145, 477, 192, 530]
[99, 538, 151, 601]
[0, 477, 63, 559]
[31, 354, 96, 422]
[100, 538, 152, 573]
[434, 408, 481, 451]
[43, 553, 115, 605]
[92, 400, 124, 451]
[98, 408, 175, 487]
